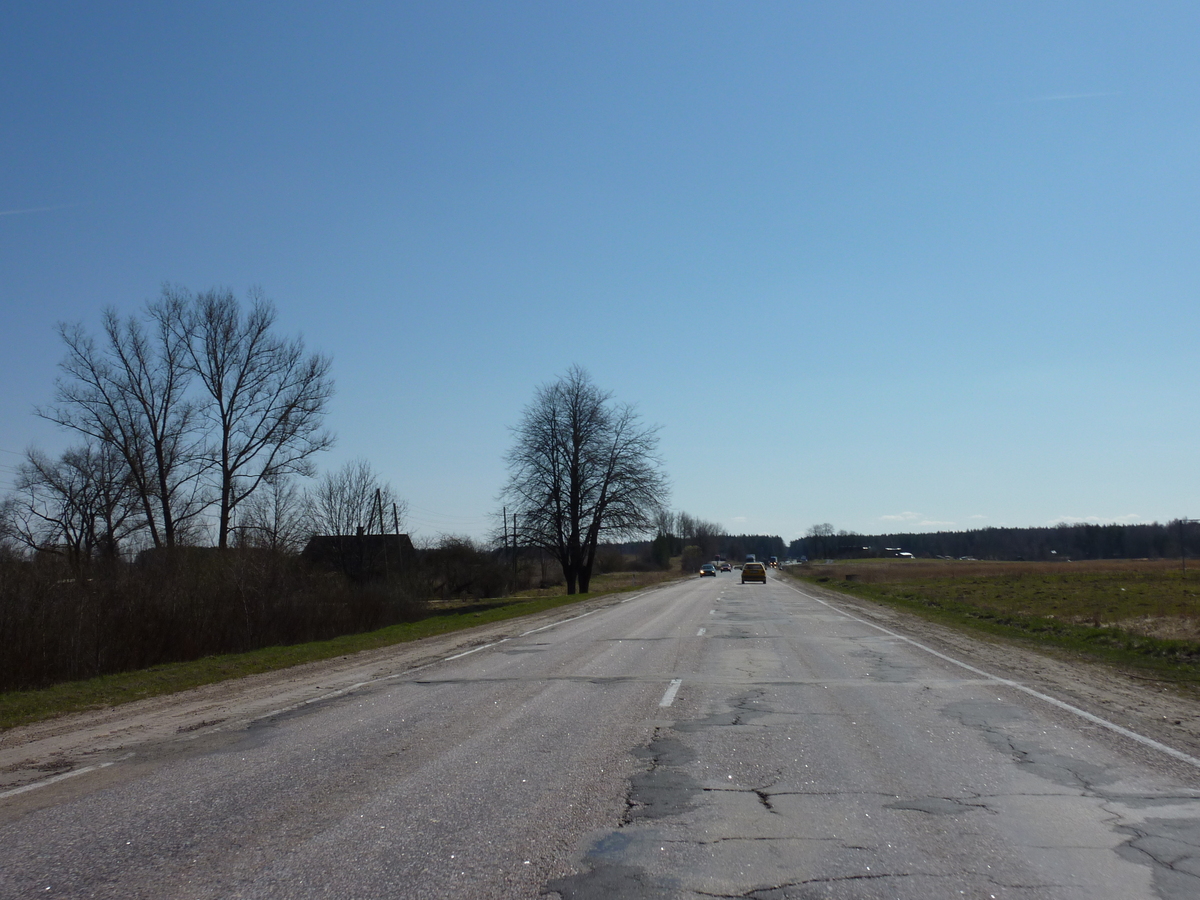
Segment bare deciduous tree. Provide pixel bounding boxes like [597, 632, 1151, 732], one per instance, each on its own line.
[38, 286, 335, 550]
[232, 475, 313, 553]
[806, 522, 835, 559]
[7, 443, 141, 564]
[308, 459, 407, 537]
[40, 299, 206, 547]
[651, 507, 678, 539]
[674, 510, 721, 560]
[176, 287, 334, 548]
[502, 366, 668, 594]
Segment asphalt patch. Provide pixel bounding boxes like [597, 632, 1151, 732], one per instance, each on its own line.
[884, 797, 988, 816]
[626, 735, 700, 821]
[1115, 816, 1200, 900]
[943, 698, 1117, 789]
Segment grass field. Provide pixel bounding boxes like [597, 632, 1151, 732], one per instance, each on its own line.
[0, 569, 678, 730]
[788, 558, 1200, 684]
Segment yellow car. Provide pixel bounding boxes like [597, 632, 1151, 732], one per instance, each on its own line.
[741, 561, 767, 584]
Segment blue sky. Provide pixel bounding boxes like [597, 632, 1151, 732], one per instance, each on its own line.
[3, 2, 1198, 543]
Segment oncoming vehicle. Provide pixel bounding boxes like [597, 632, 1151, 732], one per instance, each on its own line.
[719, 561, 732, 572]
[768, 556, 779, 568]
[699, 563, 717, 577]
[741, 561, 767, 584]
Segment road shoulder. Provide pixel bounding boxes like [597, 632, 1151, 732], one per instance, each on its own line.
[782, 574, 1200, 765]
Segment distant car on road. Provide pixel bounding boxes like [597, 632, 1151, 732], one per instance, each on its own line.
[719, 561, 732, 572]
[741, 561, 767, 584]
[699, 563, 717, 577]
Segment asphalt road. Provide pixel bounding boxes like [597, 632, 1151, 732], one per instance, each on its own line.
[3, 571, 1200, 899]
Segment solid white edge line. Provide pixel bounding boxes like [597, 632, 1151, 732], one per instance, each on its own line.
[0, 764, 106, 798]
[659, 678, 683, 707]
[520, 610, 596, 636]
[444, 639, 508, 661]
[783, 581, 1200, 770]
[0, 753, 133, 800]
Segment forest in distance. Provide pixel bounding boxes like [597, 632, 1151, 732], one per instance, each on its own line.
[619, 520, 1197, 570]
[790, 520, 1200, 564]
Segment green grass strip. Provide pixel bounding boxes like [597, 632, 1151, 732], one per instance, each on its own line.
[0, 586, 638, 731]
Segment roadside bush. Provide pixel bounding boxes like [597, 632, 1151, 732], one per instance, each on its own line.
[535, 565, 565, 590]
[0, 551, 427, 692]
[680, 545, 704, 574]
[0, 532, 606, 692]
[595, 548, 627, 574]
[418, 537, 526, 601]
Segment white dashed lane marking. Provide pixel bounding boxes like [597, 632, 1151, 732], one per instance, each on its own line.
[659, 679, 683, 707]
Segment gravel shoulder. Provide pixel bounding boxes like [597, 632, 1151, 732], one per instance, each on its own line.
[788, 576, 1200, 763]
[5, 576, 1200, 797]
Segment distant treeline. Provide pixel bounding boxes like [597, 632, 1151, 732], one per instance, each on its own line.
[623, 532, 787, 569]
[720, 534, 788, 561]
[789, 521, 1199, 562]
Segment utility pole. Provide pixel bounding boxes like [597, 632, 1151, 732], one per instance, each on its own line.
[376, 488, 388, 580]
[393, 502, 403, 574]
[1183, 518, 1193, 579]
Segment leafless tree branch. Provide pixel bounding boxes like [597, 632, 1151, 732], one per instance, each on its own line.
[502, 366, 668, 594]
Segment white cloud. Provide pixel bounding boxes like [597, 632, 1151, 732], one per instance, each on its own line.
[877, 512, 954, 528]
[0, 202, 77, 217]
[879, 511, 923, 522]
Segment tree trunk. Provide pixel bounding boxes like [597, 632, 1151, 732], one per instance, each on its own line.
[218, 499, 231, 549]
[217, 432, 232, 549]
[155, 449, 176, 548]
[578, 532, 598, 593]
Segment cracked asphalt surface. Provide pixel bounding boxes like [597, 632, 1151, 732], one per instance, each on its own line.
[3, 573, 1200, 898]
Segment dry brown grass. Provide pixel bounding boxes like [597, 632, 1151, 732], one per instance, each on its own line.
[824, 557, 1188, 583]
[796, 557, 1200, 673]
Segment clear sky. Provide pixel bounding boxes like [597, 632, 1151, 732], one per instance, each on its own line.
[3, 2, 1198, 544]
